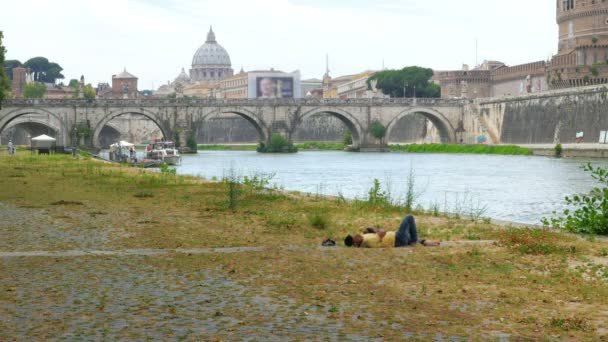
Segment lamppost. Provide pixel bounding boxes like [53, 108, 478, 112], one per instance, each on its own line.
[72, 127, 78, 158]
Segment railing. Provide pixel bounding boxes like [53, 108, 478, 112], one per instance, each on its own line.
[2, 97, 466, 108]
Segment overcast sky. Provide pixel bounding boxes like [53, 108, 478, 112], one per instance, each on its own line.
[2, 0, 557, 89]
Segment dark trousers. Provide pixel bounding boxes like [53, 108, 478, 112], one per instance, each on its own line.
[395, 215, 418, 247]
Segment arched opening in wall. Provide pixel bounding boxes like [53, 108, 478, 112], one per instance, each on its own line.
[197, 113, 260, 144]
[296, 109, 362, 148]
[197, 110, 267, 145]
[1, 121, 58, 145]
[387, 109, 455, 145]
[96, 113, 165, 148]
[292, 114, 350, 144]
[0, 111, 63, 146]
[98, 126, 123, 148]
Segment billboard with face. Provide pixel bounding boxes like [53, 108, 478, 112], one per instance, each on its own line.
[255, 77, 294, 99]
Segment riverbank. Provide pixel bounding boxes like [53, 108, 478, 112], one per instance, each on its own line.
[1, 153, 608, 340]
[521, 143, 608, 158]
[197, 142, 535, 155]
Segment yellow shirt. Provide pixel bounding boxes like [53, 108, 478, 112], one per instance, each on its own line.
[361, 232, 396, 248]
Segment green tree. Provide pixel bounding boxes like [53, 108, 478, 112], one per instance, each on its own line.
[370, 121, 386, 142]
[68, 79, 80, 88]
[0, 32, 11, 107]
[83, 84, 96, 100]
[186, 131, 198, 152]
[368, 66, 441, 98]
[3, 59, 21, 81]
[23, 82, 47, 98]
[23, 57, 64, 83]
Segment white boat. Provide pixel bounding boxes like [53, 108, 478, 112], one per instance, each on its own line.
[145, 141, 182, 165]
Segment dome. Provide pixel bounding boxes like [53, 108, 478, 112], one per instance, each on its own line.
[192, 27, 232, 67]
[174, 68, 190, 83]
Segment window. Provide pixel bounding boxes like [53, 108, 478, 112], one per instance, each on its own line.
[563, 0, 575, 10]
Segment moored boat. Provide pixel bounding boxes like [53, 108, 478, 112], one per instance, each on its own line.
[145, 141, 182, 165]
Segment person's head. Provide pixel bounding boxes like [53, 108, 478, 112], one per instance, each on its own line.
[344, 234, 363, 247]
[260, 78, 276, 98]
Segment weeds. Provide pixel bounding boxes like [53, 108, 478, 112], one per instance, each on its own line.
[309, 212, 328, 230]
[549, 317, 590, 331]
[391, 144, 533, 155]
[134, 190, 154, 198]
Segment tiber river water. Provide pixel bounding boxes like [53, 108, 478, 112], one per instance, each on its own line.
[174, 151, 608, 225]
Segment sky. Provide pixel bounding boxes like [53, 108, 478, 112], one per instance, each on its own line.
[1, 0, 557, 90]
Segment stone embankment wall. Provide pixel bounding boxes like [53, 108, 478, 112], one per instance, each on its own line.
[476, 85, 608, 144]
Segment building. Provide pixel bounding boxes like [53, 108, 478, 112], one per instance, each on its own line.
[548, 0, 608, 87]
[434, 0, 608, 99]
[336, 71, 377, 99]
[301, 78, 323, 98]
[111, 68, 138, 98]
[11, 67, 29, 98]
[190, 27, 234, 83]
[218, 69, 248, 98]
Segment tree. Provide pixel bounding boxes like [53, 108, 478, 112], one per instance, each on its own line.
[367, 66, 441, 98]
[0, 32, 11, 107]
[23, 57, 64, 83]
[68, 79, 80, 88]
[23, 82, 47, 98]
[370, 121, 386, 143]
[3, 59, 21, 81]
[83, 84, 96, 100]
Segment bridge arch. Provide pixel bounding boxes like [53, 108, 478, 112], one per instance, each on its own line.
[92, 109, 170, 148]
[386, 107, 456, 144]
[298, 107, 364, 148]
[197, 107, 269, 143]
[0, 108, 69, 145]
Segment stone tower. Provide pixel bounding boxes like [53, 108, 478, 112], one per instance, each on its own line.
[549, 0, 608, 87]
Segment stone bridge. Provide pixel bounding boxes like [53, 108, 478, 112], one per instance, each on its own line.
[0, 98, 467, 150]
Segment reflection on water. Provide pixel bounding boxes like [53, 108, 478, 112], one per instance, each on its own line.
[175, 151, 607, 224]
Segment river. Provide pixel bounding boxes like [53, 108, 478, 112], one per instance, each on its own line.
[171, 151, 607, 225]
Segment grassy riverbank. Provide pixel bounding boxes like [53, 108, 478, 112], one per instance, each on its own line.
[197, 142, 534, 155]
[390, 144, 534, 155]
[1, 153, 607, 340]
[198, 142, 345, 151]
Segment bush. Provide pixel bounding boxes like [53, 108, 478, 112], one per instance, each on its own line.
[186, 132, 198, 152]
[370, 121, 386, 142]
[543, 164, 608, 235]
[342, 130, 353, 146]
[367, 178, 390, 206]
[257, 133, 298, 153]
[309, 212, 328, 230]
[554, 144, 562, 158]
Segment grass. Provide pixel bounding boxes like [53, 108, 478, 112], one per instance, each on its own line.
[0, 152, 608, 340]
[390, 144, 533, 155]
[198, 142, 346, 151]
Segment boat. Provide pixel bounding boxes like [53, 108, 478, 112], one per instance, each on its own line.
[109, 140, 136, 162]
[145, 141, 182, 165]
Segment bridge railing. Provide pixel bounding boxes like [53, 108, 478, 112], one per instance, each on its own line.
[2, 97, 466, 107]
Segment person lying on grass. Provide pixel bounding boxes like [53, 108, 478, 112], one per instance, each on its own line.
[344, 215, 441, 248]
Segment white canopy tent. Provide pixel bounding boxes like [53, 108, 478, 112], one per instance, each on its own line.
[31, 134, 56, 149]
[110, 141, 135, 148]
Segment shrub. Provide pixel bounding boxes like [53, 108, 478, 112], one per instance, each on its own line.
[309, 212, 328, 230]
[342, 130, 353, 146]
[367, 178, 390, 206]
[370, 121, 386, 142]
[186, 131, 198, 152]
[257, 133, 298, 153]
[543, 164, 608, 235]
[554, 143, 562, 158]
